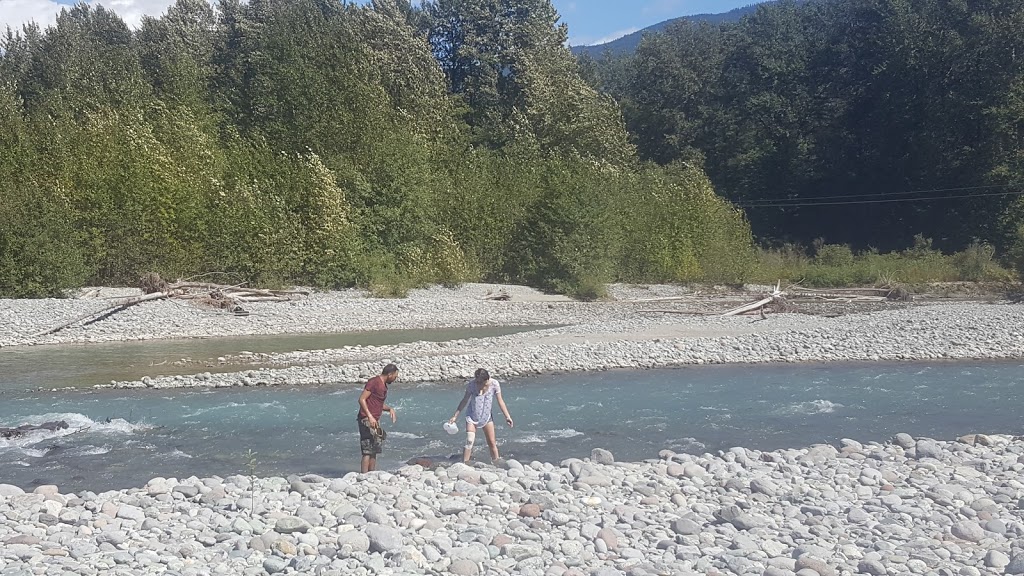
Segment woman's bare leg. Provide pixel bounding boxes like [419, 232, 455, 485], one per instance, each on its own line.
[463, 421, 477, 463]
[483, 422, 499, 461]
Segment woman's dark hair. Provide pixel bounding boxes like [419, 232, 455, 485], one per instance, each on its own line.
[474, 368, 490, 380]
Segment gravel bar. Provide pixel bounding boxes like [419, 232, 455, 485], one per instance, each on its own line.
[2, 283, 1021, 390]
[2, 434, 1023, 576]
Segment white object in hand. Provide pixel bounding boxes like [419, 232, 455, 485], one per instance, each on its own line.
[443, 421, 458, 435]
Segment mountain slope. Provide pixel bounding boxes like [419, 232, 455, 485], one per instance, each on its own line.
[570, 2, 768, 58]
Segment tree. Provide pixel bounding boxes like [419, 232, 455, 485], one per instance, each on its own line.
[426, 0, 632, 163]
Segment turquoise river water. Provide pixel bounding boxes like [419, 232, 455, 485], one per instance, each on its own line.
[1, 333, 1022, 492]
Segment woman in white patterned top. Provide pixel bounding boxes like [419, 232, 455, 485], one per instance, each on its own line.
[449, 368, 514, 463]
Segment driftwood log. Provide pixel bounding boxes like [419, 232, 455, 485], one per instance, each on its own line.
[636, 282, 909, 315]
[481, 289, 512, 301]
[30, 291, 175, 338]
[722, 281, 785, 317]
[30, 274, 309, 339]
[788, 286, 911, 301]
[638, 309, 718, 316]
[0, 420, 69, 439]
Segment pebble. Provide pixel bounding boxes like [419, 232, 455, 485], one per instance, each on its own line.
[0, 434, 1016, 575]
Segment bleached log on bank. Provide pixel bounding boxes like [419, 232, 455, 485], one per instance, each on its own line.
[722, 281, 783, 317]
[30, 292, 173, 338]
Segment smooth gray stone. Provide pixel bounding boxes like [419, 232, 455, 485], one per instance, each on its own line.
[858, 559, 887, 576]
[893, 434, 915, 449]
[263, 556, 288, 574]
[986, 551, 1011, 569]
[672, 518, 702, 536]
[591, 449, 615, 465]
[336, 530, 370, 554]
[362, 503, 389, 525]
[274, 516, 311, 534]
[449, 559, 479, 576]
[1005, 553, 1024, 574]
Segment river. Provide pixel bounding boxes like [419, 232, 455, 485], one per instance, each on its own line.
[2, 333, 1021, 492]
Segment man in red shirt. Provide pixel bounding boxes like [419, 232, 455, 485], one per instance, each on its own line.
[357, 363, 399, 473]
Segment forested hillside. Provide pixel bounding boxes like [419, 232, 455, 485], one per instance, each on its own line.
[1, 0, 1021, 299]
[0, 0, 752, 297]
[583, 0, 1024, 263]
[570, 2, 771, 58]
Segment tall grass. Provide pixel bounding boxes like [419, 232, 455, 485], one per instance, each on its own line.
[750, 236, 1015, 288]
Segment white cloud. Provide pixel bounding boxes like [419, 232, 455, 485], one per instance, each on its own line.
[0, 0, 65, 30]
[579, 26, 639, 47]
[0, 0, 178, 31]
[95, 0, 177, 27]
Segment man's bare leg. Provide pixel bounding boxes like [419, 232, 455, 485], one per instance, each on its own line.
[361, 455, 377, 473]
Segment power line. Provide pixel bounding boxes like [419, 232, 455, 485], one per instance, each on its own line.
[735, 189, 1024, 208]
[738, 183, 1021, 205]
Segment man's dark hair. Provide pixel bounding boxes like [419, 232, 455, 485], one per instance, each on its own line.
[382, 364, 399, 375]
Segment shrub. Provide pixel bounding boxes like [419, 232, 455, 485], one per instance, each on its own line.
[813, 244, 855, 267]
[951, 241, 1008, 282]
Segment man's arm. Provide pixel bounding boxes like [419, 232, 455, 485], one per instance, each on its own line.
[382, 404, 397, 423]
[358, 389, 377, 428]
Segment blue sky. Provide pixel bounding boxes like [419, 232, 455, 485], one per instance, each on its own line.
[1, 0, 764, 43]
[557, 1, 764, 45]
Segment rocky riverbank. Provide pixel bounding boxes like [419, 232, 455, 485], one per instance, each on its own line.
[0, 282, 924, 349]
[1, 433, 1022, 576]
[3, 282, 1022, 391]
[101, 301, 1024, 390]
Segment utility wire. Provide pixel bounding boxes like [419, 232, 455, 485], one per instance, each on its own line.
[738, 183, 1021, 205]
[736, 189, 1024, 208]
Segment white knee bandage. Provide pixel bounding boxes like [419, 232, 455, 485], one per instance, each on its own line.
[464, 431, 476, 450]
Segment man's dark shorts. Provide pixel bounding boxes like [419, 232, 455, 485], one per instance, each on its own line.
[359, 418, 386, 456]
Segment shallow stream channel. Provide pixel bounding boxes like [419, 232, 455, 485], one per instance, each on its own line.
[1, 328, 1021, 492]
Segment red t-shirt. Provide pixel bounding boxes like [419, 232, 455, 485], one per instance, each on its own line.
[357, 375, 388, 420]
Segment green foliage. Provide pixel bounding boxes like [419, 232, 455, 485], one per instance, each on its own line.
[951, 241, 1010, 282]
[1005, 224, 1024, 277]
[617, 163, 754, 284]
[0, 193, 89, 298]
[598, 0, 1024, 256]
[5, 0, 1022, 302]
[501, 156, 621, 293]
[752, 239, 1014, 288]
[813, 244, 855, 268]
[0, 0, 757, 299]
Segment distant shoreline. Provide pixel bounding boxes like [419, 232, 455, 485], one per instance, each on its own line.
[1, 282, 1020, 391]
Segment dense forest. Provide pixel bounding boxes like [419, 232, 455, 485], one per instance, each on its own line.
[0, 0, 1021, 299]
[582, 0, 1024, 257]
[0, 0, 752, 298]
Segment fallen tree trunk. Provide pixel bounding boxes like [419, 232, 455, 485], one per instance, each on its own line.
[789, 295, 888, 303]
[29, 274, 309, 341]
[789, 286, 911, 301]
[722, 281, 784, 317]
[638, 309, 718, 316]
[234, 296, 299, 303]
[481, 290, 511, 301]
[721, 296, 775, 317]
[622, 296, 699, 303]
[30, 292, 172, 338]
